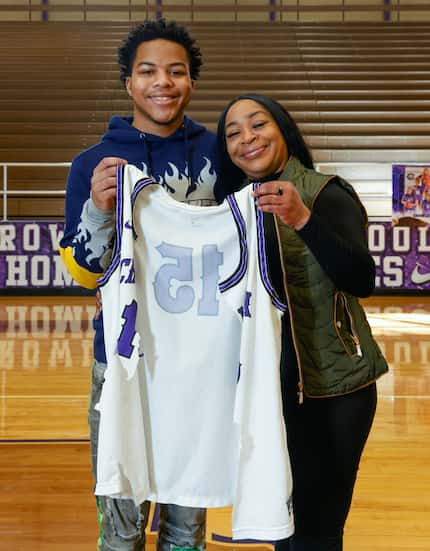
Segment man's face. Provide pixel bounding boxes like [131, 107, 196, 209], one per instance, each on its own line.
[126, 39, 195, 137]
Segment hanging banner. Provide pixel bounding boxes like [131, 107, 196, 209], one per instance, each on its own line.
[387, 164, 430, 290]
[0, 221, 78, 290]
[0, 220, 429, 292]
[369, 221, 430, 290]
[392, 164, 430, 225]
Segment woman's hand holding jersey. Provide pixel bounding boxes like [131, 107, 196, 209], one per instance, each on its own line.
[253, 180, 311, 230]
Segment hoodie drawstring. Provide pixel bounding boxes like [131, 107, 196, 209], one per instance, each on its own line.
[184, 120, 196, 198]
[139, 132, 154, 179]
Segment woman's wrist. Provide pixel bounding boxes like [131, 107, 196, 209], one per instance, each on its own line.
[293, 208, 311, 230]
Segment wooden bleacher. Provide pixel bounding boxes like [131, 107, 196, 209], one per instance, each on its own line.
[1, 21, 430, 218]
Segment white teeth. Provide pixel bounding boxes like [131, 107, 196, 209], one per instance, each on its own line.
[152, 96, 175, 103]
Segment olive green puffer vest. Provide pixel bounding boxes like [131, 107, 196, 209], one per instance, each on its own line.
[276, 156, 389, 397]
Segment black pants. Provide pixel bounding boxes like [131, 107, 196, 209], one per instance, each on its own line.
[278, 368, 377, 551]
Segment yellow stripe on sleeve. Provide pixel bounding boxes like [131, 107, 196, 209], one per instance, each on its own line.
[59, 246, 103, 289]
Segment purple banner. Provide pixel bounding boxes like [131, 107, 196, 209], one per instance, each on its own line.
[369, 221, 430, 290]
[1, 220, 429, 291]
[0, 221, 78, 289]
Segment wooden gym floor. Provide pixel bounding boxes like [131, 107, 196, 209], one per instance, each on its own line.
[0, 295, 429, 550]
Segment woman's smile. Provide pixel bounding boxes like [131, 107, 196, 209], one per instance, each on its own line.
[241, 145, 266, 160]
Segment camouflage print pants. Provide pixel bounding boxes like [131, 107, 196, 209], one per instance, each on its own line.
[89, 360, 206, 551]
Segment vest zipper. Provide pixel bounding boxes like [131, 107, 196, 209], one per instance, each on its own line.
[273, 215, 305, 405]
[298, 381, 304, 404]
[342, 292, 363, 358]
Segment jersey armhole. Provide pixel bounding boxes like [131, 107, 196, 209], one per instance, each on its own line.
[255, 201, 287, 313]
[98, 165, 126, 287]
[98, 166, 158, 288]
[219, 193, 248, 292]
[220, 184, 287, 313]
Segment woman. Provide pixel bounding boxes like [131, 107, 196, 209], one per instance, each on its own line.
[216, 94, 389, 551]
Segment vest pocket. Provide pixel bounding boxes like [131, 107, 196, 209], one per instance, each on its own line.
[334, 291, 363, 358]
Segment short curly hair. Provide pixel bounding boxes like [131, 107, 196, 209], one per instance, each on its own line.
[118, 19, 203, 86]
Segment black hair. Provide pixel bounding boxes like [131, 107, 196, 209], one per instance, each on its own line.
[118, 18, 203, 86]
[215, 93, 314, 202]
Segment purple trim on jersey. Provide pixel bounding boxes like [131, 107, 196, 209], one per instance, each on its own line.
[98, 165, 125, 286]
[219, 193, 248, 292]
[98, 171, 156, 287]
[254, 183, 287, 312]
[131, 177, 159, 208]
[131, 178, 159, 240]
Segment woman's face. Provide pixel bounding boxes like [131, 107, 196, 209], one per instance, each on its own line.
[224, 99, 288, 181]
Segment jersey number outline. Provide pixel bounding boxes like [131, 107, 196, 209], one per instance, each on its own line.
[117, 243, 223, 358]
[153, 242, 223, 316]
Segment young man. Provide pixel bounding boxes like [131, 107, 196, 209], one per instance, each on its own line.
[60, 19, 219, 551]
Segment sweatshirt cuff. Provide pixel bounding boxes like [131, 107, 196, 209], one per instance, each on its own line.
[86, 198, 115, 223]
[296, 212, 318, 238]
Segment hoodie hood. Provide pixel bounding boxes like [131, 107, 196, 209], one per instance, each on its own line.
[98, 115, 217, 202]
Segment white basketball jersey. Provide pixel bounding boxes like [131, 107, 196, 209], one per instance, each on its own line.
[95, 164, 294, 540]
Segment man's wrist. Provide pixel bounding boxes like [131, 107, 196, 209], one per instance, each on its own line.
[87, 198, 114, 222]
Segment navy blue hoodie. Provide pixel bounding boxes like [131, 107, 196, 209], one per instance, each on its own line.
[60, 115, 220, 362]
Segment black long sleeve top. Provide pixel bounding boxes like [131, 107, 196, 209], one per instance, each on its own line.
[297, 178, 375, 298]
